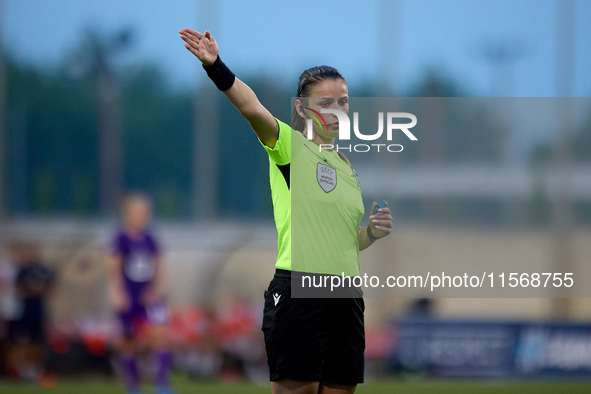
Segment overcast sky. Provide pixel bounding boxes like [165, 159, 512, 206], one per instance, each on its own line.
[4, 0, 591, 97]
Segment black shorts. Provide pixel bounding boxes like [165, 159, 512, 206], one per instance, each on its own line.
[8, 298, 45, 343]
[261, 269, 365, 384]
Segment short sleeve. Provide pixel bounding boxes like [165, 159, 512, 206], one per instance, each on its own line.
[259, 118, 291, 166]
[147, 233, 160, 257]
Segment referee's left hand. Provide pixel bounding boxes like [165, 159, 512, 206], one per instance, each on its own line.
[179, 28, 219, 67]
[369, 201, 393, 239]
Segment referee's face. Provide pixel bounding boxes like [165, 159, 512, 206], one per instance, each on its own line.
[307, 79, 349, 141]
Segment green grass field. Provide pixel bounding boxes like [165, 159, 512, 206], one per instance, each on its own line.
[1, 377, 591, 394]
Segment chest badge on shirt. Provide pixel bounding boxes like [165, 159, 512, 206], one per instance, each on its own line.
[317, 162, 337, 193]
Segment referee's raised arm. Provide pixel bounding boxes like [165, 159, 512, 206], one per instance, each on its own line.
[179, 28, 279, 148]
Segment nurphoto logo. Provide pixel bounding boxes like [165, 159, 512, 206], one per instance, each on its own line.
[304, 108, 418, 153]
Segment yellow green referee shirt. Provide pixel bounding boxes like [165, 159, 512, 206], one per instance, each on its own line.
[259, 118, 364, 277]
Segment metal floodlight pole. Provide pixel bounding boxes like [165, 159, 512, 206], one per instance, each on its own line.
[0, 0, 6, 220]
[97, 60, 122, 216]
[551, 0, 575, 320]
[92, 29, 131, 216]
[477, 40, 529, 225]
[193, 0, 220, 220]
[377, 0, 403, 96]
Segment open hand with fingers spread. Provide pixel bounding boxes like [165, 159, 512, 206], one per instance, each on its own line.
[179, 28, 219, 66]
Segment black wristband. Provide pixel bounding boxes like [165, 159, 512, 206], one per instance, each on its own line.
[367, 225, 377, 243]
[203, 55, 235, 91]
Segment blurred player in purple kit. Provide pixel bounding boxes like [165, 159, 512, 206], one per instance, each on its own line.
[106, 194, 173, 394]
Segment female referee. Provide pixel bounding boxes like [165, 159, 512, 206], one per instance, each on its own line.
[179, 28, 392, 394]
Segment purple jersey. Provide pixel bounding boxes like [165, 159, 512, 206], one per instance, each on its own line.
[111, 229, 159, 304]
